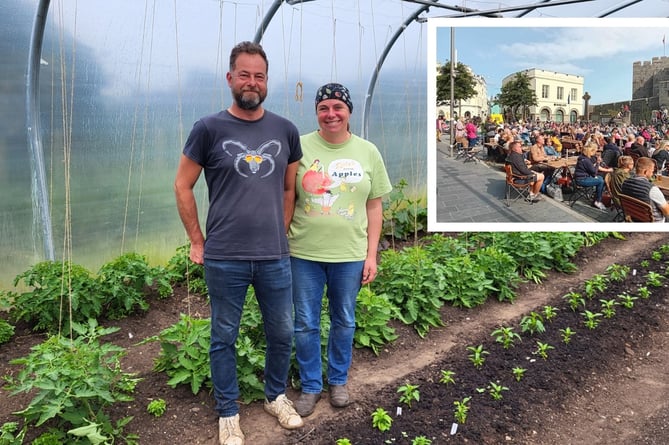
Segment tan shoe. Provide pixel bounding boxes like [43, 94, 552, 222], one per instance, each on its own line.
[263, 394, 304, 429]
[218, 414, 244, 445]
[329, 384, 350, 408]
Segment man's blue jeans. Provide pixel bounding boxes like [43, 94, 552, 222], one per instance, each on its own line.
[576, 176, 605, 202]
[205, 258, 293, 417]
[290, 257, 364, 394]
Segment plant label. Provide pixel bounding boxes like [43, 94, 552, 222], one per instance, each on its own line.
[450, 423, 458, 435]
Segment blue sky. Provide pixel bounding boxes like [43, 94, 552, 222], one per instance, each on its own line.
[433, 17, 669, 105]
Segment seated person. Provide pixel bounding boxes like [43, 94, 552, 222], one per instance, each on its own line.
[610, 155, 635, 208]
[543, 135, 560, 157]
[652, 140, 669, 174]
[621, 156, 669, 222]
[528, 135, 557, 182]
[629, 135, 650, 158]
[547, 132, 562, 155]
[574, 142, 613, 210]
[601, 136, 622, 168]
[506, 140, 544, 202]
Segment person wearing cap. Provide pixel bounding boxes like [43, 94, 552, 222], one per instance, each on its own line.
[287, 83, 392, 417]
[174, 41, 303, 445]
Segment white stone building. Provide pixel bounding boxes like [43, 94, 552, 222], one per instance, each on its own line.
[502, 68, 584, 123]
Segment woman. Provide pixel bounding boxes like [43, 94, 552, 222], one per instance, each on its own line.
[288, 83, 392, 417]
[573, 142, 613, 210]
[465, 119, 478, 148]
[652, 139, 669, 174]
[610, 155, 635, 208]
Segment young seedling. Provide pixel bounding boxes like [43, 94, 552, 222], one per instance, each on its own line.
[491, 326, 521, 349]
[640, 259, 650, 268]
[371, 407, 393, 432]
[439, 370, 456, 386]
[599, 298, 618, 318]
[563, 291, 585, 312]
[637, 286, 651, 299]
[542, 305, 558, 322]
[147, 398, 167, 417]
[488, 381, 509, 400]
[397, 383, 420, 408]
[534, 341, 555, 360]
[559, 327, 575, 344]
[512, 366, 527, 382]
[412, 436, 432, 445]
[336, 439, 352, 445]
[583, 274, 608, 299]
[467, 344, 489, 369]
[582, 310, 603, 329]
[519, 312, 545, 335]
[645, 271, 664, 287]
[617, 293, 638, 309]
[651, 250, 663, 261]
[453, 397, 472, 424]
[606, 263, 630, 282]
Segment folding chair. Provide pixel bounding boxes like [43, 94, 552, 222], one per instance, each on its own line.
[568, 179, 596, 208]
[462, 146, 482, 163]
[503, 164, 533, 207]
[619, 194, 654, 222]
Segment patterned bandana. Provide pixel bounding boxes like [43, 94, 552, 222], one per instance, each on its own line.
[315, 83, 353, 113]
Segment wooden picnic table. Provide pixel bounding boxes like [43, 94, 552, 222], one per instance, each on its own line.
[654, 176, 669, 197]
[546, 157, 578, 169]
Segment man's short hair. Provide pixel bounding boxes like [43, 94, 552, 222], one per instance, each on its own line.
[636, 156, 655, 174]
[229, 41, 268, 72]
[509, 141, 521, 151]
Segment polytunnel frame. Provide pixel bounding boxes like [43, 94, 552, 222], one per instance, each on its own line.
[25, 0, 632, 261]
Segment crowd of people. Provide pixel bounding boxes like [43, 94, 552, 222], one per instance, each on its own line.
[489, 118, 669, 221]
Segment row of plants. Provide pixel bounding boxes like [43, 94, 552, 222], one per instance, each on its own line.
[321, 242, 669, 444]
[0, 229, 614, 444]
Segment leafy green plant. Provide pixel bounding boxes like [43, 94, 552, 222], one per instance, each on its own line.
[617, 293, 638, 309]
[412, 435, 432, 445]
[542, 305, 558, 322]
[147, 398, 167, 417]
[651, 250, 663, 261]
[0, 422, 26, 445]
[488, 381, 509, 400]
[637, 286, 651, 299]
[583, 274, 608, 299]
[453, 396, 472, 424]
[640, 259, 650, 268]
[469, 246, 522, 302]
[95, 252, 155, 319]
[645, 271, 664, 287]
[371, 407, 393, 432]
[354, 287, 398, 355]
[336, 439, 352, 445]
[398, 383, 420, 408]
[606, 263, 630, 282]
[512, 366, 526, 382]
[382, 178, 427, 244]
[519, 311, 545, 335]
[559, 327, 575, 344]
[439, 370, 456, 386]
[165, 243, 208, 295]
[491, 326, 521, 349]
[374, 247, 446, 338]
[0, 319, 14, 345]
[6, 320, 140, 442]
[600, 299, 618, 318]
[467, 344, 489, 369]
[563, 291, 585, 312]
[582, 310, 603, 329]
[8, 261, 99, 332]
[534, 341, 555, 360]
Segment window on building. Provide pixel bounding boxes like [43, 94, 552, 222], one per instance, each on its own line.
[541, 85, 549, 99]
[570, 88, 577, 102]
[557, 87, 564, 100]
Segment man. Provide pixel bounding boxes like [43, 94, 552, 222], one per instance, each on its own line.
[174, 41, 303, 445]
[629, 135, 650, 158]
[601, 136, 622, 168]
[528, 135, 556, 184]
[506, 140, 544, 202]
[621, 156, 669, 222]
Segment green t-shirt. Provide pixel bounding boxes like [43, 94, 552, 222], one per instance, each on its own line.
[288, 131, 392, 262]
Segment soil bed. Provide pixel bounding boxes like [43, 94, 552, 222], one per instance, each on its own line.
[1, 232, 668, 445]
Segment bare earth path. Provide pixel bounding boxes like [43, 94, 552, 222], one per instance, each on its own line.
[1, 231, 668, 444]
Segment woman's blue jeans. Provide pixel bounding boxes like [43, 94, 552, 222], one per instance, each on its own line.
[576, 176, 605, 202]
[205, 258, 293, 417]
[290, 257, 364, 394]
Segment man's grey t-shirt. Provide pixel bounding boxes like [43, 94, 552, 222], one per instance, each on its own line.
[183, 110, 302, 260]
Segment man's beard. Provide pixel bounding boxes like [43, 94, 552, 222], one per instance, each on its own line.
[235, 89, 266, 110]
